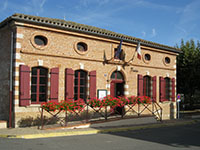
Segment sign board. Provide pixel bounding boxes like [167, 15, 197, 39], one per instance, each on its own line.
[177, 94, 181, 99]
[177, 93, 184, 103]
[97, 89, 107, 100]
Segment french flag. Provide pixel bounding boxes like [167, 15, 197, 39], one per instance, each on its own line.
[137, 41, 141, 60]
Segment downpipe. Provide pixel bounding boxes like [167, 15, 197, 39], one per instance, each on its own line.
[9, 31, 14, 128]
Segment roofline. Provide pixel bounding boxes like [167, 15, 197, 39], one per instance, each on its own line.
[0, 13, 182, 54]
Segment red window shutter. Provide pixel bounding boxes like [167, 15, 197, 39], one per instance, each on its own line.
[152, 76, 157, 102]
[143, 77, 147, 96]
[50, 68, 59, 102]
[89, 71, 96, 98]
[171, 78, 175, 102]
[159, 77, 165, 102]
[138, 74, 143, 96]
[19, 65, 31, 106]
[65, 68, 74, 99]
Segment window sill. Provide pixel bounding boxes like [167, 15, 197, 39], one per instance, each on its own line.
[159, 101, 171, 104]
[27, 104, 41, 108]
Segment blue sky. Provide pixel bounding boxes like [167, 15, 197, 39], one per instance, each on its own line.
[0, 0, 200, 47]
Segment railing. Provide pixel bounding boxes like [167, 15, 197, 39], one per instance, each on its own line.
[151, 100, 163, 121]
[123, 99, 163, 121]
[40, 99, 162, 130]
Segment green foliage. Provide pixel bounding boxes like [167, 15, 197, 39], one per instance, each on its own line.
[177, 39, 200, 107]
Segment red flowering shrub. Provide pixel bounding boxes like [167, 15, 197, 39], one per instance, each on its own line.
[42, 99, 86, 112]
[61, 99, 86, 112]
[41, 101, 60, 112]
[128, 96, 138, 105]
[59, 99, 74, 111]
[117, 96, 129, 107]
[88, 95, 117, 108]
[137, 96, 151, 104]
[72, 99, 86, 112]
[88, 98, 102, 108]
[101, 95, 115, 107]
[41, 96, 152, 112]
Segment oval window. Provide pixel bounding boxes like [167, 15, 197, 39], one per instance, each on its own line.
[165, 57, 171, 64]
[34, 35, 48, 46]
[77, 42, 87, 52]
[144, 54, 151, 61]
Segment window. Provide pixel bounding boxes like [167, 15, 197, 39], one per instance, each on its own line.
[111, 71, 124, 80]
[143, 53, 151, 64]
[143, 76, 151, 97]
[165, 57, 171, 64]
[31, 67, 48, 103]
[114, 48, 125, 61]
[138, 75, 156, 100]
[77, 42, 87, 52]
[74, 70, 87, 101]
[144, 54, 151, 61]
[74, 42, 89, 55]
[160, 77, 175, 102]
[34, 35, 48, 46]
[31, 33, 49, 50]
[165, 77, 170, 100]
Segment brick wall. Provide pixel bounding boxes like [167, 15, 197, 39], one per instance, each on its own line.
[10, 22, 177, 126]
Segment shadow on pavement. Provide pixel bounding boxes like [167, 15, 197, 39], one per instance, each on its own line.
[106, 122, 200, 148]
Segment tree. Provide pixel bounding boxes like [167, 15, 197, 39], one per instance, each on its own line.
[177, 39, 200, 109]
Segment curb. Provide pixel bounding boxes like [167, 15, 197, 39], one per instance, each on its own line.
[0, 120, 197, 139]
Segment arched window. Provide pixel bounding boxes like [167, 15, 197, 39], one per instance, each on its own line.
[74, 70, 87, 100]
[31, 67, 48, 103]
[165, 77, 171, 100]
[111, 71, 124, 81]
[143, 76, 151, 97]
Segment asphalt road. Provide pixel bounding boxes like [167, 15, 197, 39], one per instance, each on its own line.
[0, 122, 200, 150]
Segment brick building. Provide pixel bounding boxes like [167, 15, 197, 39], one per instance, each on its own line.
[0, 14, 181, 127]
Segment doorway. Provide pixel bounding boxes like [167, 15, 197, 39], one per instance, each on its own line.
[110, 71, 125, 115]
[115, 83, 124, 97]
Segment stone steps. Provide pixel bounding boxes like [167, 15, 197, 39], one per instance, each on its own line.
[0, 120, 7, 129]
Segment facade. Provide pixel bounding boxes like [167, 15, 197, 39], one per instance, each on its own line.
[0, 14, 181, 127]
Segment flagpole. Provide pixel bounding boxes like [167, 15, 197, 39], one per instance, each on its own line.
[126, 41, 141, 63]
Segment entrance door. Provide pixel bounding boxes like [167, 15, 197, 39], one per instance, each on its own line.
[110, 71, 125, 115]
[110, 71, 125, 97]
[116, 83, 124, 97]
[111, 81, 124, 97]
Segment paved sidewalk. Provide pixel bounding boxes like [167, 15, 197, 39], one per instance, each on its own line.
[180, 109, 200, 119]
[0, 116, 198, 139]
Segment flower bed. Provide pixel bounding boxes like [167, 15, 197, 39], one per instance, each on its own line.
[41, 99, 85, 112]
[41, 96, 152, 112]
[40, 95, 161, 129]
